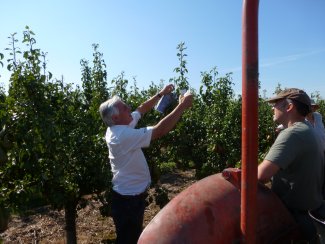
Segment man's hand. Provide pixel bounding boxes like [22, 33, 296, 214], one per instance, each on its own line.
[179, 91, 193, 109]
[159, 84, 174, 96]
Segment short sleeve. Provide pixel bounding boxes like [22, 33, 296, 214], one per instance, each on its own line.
[265, 129, 300, 169]
[128, 111, 141, 128]
[119, 126, 153, 152]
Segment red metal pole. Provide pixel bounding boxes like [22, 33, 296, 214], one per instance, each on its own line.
[241, 0, 259, 243]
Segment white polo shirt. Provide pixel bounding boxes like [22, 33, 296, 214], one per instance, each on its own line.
[105, 111, 153, 195]
[312, 112, 325, 151]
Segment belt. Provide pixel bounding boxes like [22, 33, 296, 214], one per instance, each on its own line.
[112, 190, 148, 200]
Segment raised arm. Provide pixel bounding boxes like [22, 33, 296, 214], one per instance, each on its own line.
[136, 84, 174, 115]
[151, 93, 193, 141]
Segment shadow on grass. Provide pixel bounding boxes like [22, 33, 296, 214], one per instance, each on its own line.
[101, 238, 116, 244]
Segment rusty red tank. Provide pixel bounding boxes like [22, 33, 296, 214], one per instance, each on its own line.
[138, 168, 301, 244]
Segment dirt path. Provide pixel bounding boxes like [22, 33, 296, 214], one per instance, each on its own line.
[0, 169, 196, 243]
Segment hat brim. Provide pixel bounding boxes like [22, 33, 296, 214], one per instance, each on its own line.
[265, 96, 285, 103]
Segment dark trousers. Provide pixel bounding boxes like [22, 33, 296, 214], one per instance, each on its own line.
[111, 190, 147, 244]
[323, 151, 325, 199]
[290, 210, 318, 243]
[289, 203, 325, 243]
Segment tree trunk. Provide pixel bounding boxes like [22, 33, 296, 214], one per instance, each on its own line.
[64, 200, 78, 244]
[0, 207, 10, 232]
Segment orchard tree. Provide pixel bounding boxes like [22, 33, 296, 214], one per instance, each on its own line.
[1, 27, 111, 244]
[174, 42, 189, 91]
[158, 42, 196, 171]
[258, 97, 276, 160]
[0, 52, 4, 71]
[194, 67, 242, 177]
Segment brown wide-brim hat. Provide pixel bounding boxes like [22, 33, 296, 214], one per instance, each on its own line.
[266, 88, 311, 109]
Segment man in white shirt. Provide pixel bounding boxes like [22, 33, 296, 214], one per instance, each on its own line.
[306, 99, 325, 152]
[99, 84, 193, 244]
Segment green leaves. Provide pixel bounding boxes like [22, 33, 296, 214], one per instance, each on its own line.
[0, 28, 111, 222]
[174, 42, 189, 91]
[0, 52, 4, 68]
[1, 29, 324, 227]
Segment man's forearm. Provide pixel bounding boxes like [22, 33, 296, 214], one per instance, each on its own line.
[151, 103, 187, 140]
[136, 93, 162, 115]
[257, 160, 279, 184]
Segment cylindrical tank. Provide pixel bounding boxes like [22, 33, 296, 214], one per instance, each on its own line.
[138, 168, 302, 244]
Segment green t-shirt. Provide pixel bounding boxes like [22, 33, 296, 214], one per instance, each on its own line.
[265, 121, 324, 211]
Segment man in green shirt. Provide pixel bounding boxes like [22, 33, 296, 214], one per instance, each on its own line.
[258, 88, 325, 242]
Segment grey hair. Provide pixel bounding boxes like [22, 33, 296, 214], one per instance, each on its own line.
[99, 95, 121, 126]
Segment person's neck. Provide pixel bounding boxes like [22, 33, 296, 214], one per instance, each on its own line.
[287, 117, 306, 127]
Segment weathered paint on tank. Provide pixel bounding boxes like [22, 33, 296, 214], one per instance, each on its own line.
[138, 168, 302, 244]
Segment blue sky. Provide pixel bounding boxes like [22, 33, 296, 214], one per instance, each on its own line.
[1, 0, 325, 98]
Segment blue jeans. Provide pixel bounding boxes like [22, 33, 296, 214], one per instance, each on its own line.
[111, 190, 147, 244]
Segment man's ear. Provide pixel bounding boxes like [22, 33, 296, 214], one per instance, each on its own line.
[286, 102, 294, 112]
[112, 114, 119, 123]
